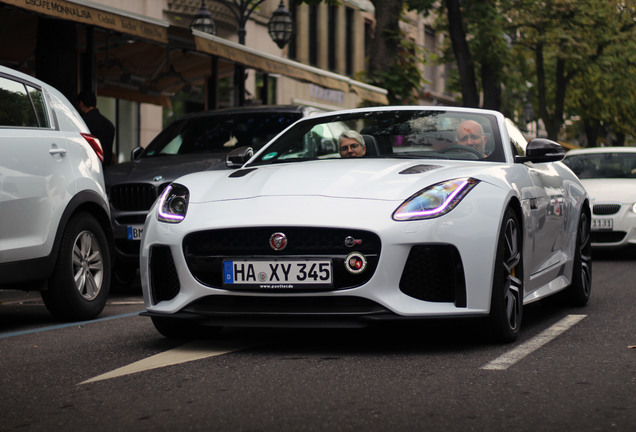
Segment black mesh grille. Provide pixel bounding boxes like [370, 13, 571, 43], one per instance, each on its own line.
[110, 183, 171, 211]
[399, 245, 466, 306]
[591, 231, 626, 243]
[593, 204, 621, 215]
[183, 227, 381, 290]
[150, 246, 180, 304]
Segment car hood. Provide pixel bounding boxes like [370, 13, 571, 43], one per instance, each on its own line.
[580, 178, 636, 203]
[104, 153, 228, 187]
[181, 159, 497, 203]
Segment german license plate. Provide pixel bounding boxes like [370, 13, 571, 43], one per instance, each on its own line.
[127, 225, 144, 240]
[223, 259, 332, 288]
[591, 218, 613, 231]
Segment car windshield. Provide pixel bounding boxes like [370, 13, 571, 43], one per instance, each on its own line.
[141, 112, 301, 158]
[564, 152, 636, 179]
[248, 109, 504, 165]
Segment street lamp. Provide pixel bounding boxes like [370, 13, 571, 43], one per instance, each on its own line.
[268, 1, 294, 49]
[190, 0, 216, 35]
[195, 0, 294, 106]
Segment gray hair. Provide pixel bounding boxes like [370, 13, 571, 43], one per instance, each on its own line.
[338, 130, 365, 147]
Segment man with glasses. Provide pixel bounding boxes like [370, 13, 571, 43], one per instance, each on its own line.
[456, 120, 488, 156]
[339, 130, 366, 157]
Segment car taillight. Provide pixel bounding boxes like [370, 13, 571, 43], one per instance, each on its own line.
[81, 133, 104, 163]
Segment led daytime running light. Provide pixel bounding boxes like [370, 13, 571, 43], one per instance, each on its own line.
[393, 178, 478, 221]
[157, 184, 188, 223]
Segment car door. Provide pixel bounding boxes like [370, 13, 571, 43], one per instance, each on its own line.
[505, 119, 567, 294]
[0, 73, 74, 263]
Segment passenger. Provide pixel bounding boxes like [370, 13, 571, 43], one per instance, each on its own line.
[456, 120, 487, 156]
[339, 130, 366, 158]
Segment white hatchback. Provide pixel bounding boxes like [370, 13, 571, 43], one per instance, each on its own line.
[0, 65, 112, 321]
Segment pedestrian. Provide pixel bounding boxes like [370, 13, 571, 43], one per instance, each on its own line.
[77, 90, 115, 165]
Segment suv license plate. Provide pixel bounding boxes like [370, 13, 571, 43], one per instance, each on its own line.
[223, 259, 332, 288]
[127, 225, 144, 240]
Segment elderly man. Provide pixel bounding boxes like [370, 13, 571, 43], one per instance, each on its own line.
[456, 120, 487, 156]
[338, 130, 366, 157]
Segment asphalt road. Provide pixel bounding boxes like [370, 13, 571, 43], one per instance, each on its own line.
[0, 251, 634, 432]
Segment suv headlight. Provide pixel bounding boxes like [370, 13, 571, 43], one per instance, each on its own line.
[393, 178, 479, 221]
[157, 183, 189, 223]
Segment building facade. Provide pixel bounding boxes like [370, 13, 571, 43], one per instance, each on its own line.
[0, 0, 452, 162]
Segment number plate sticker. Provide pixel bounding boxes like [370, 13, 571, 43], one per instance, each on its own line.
[591, 218, 613, 231]
[223, 259, 332, 289]
[127, 225, 144, 240]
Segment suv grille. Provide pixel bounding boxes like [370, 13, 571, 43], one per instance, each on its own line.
[110, 183, 170, 211]
[183, 227, 381, 290]
[593, 204, 621, 215]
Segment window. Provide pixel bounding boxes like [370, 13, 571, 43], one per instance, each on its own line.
[328, 5, 337, 71]
[0, 76, 49, 128]
[309, 4, 318, 66]
[345, 7, 354, 76]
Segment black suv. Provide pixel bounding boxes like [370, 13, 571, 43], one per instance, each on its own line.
[105, 105, 322, 285]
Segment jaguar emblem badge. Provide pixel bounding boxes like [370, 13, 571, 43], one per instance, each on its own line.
[269, 232, 287, 251]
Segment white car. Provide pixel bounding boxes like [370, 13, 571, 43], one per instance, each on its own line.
[563, 146, 636, 248]
[140, 106, 592, 343]
[0, 65, 112, 321]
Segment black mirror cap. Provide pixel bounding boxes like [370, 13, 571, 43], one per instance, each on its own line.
[515, 138, 565, 163]
[131, 146, 143, 162]
[226, 146, 254, 168]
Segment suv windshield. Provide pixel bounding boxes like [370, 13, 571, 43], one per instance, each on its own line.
[142, 112, 301, 158]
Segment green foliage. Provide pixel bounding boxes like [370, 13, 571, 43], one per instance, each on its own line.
[366, 29, 430, 104]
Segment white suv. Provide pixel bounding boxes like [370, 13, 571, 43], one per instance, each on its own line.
[0, 65, 112, 321]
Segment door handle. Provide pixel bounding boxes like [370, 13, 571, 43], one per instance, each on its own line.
[49, 145, 67, 156]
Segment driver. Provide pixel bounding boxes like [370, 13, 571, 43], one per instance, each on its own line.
[456, 120, 487, 156]
[338, 130, 366, 158]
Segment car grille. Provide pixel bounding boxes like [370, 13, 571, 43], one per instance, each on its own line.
[399, 245, 467, 306]
[593, 204, 621, 215]
[109, 183, 171, 211]
[149, 246, 180, 304]
[183, 227, 381, 290]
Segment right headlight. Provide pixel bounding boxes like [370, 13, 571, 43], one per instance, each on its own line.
[157, 183, 189, 223]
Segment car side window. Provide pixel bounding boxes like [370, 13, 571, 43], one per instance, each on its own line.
[505, 118, 527, 157]
[0, 76, 51, 128]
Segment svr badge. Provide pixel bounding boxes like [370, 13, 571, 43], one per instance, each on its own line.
[345, 252, 367, 274]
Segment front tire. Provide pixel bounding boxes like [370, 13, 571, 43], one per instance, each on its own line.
[487, 207, 523, 343]
[42, 212, 111, 321]
[564, 210, 592, 306]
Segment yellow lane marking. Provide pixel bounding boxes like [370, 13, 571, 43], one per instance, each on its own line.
[79, 340, 257, 385]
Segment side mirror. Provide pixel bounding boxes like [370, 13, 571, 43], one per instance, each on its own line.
[131, 146, 143, 162]
[515, 138, 565, 163]
[226, 146, 254, 168]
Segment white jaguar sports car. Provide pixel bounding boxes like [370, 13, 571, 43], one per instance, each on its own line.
[140, 106, 592, 342]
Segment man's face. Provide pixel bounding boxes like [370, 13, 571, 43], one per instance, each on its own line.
[456, 121, 487, 154]
[339, 137, 366, 157]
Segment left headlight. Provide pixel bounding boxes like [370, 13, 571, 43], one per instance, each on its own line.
[393, 177, 480, 221]
[157, 183, 189, 223]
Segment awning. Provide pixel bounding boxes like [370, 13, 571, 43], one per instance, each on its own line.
[193, 30, 389, 105]
[1, 0, 169, 43]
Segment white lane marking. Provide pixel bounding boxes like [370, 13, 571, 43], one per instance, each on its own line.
[79, 340, 257, 385]
[481, 314, 587, 371]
